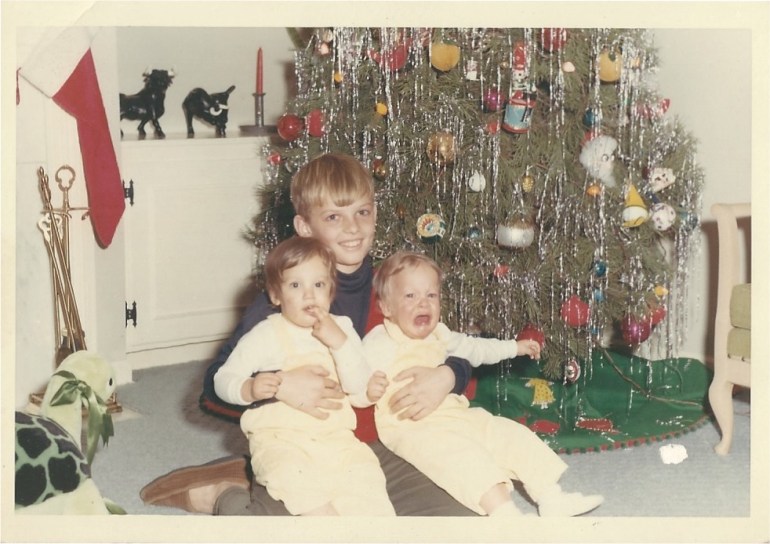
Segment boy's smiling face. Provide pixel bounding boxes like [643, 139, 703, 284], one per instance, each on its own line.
[294, 196, 376, 274]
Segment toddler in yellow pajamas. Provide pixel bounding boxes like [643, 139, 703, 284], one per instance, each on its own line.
[215, 237, 394, 516]
[358, 251, 603, 517]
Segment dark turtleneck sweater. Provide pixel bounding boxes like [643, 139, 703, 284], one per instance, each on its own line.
[200, 256, 472, 442]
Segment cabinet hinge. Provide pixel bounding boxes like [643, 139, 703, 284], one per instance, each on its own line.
[125, 301, 137, 327]
[123, 179, 135, 206]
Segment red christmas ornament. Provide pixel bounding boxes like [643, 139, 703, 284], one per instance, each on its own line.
[486, 118, 501, 134]
[277, 113, 304, 141]
[649, 304, 667, 326]
[370, 41, 410, 72]
[493, 264, 510, 278]
[483, 87, 504, 112]
[516, 323, 545, 348]
[541, 28, 567, 52]
[620, 314, 652, 345]
[267, 151, 282, 166]
[560, 295, 590, 327]
[306, 108, 326, 137]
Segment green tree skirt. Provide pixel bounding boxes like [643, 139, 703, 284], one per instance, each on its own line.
[469, 349, 713, 453]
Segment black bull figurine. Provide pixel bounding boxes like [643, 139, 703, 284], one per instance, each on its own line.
[120, 69, 175, 139]
[182, 85, 236, 137]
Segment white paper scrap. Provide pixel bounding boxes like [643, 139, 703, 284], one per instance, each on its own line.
[659, 443, 688, 464]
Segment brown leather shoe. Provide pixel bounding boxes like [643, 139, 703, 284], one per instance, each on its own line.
[140, 455, 251, 513]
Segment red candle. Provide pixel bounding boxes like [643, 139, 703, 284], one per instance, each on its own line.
[257, 47, 263, 94]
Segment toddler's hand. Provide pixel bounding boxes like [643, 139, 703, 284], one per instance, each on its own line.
[366, 371, 389, 403]
[517, 339, 541, 360]
[248, 373, 282, 402]
[308, 306, 346, 349]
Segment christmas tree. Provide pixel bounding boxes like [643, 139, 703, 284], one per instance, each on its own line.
[250, 28, 706, 447]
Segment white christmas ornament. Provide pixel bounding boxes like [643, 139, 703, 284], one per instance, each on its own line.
[579, 135, 618, 187]
[650, 202, 676, 231]
[649, 167, 676, 192]
[496, 219, 535, 248]
[468, 171, 487, 192]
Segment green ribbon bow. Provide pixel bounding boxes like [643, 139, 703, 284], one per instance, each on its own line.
[49, 370, 115, 465]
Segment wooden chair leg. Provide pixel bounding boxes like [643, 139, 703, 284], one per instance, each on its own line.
[708, 377, 735, 455]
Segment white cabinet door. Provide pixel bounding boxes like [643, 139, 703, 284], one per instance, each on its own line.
[121, 136, 268, 362]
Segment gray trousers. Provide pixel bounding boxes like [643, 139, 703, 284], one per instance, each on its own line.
[214, 440, 478, 516]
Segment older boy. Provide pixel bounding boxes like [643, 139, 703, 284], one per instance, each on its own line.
[141, 153, 476, 515]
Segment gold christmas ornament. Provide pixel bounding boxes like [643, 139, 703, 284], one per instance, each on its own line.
[426, 131, 456, 166]
[521, 174, 535, 193]
[586, 183, 603, 197]
[654, 285, 669, 298]
[598, 48, 622, 83]
[333, 71, 344, 84]
[372, 158, 389, 180]
[375, 102, 388, 116]
[430, 42, 461, 72]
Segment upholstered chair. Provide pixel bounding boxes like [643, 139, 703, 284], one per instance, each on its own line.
[708, 203, 751, 455]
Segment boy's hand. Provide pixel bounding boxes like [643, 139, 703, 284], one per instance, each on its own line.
[275, 365, 344, 419]
[307, 306, 346, 349]
[517, 339, 541, 360]
[389, 365, 454, 421]
[245, 373, 282, 402]
[366, 371, 389, 403]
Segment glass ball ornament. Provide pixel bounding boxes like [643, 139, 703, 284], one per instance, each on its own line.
[496, 217, 535, 249]
[541, 28, 567, 52]
[430, 42, 461, 72]
[305, 108, 326, 137]
[620, 314, 652, 345]
[582, 108, 597, 128]
[560, 295, 591, 327]
[486, 118, 502, 134]
[593, 260, 607, 277]
[593, 288, 605, 302]
[267, 151, 282, 166]
[598, 48, 622, 83]
[648, 302, 667, 326]
[277, 113, 304, 141]
[563, 359, 581, 384]
[586, 183, 603, 197]
[516, 323, 545, 348]
[520, 174, 535, 193]
[426, 131, 457, 166]
[372, 157, 389, 181]
[416, 213, 447, 243]
[466, 225, 482, 240]
[483, 88, 504, 112]
[468, 171, 487, 192]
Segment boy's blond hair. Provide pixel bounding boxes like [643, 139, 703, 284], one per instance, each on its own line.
[373, 251, 443, 304]
[290, 153, 375, 218]
[265, 236, 338, 302]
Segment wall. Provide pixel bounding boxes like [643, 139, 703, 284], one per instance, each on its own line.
[116, 27, 295, 137]
[651, 29, 753, 361]
[8, 22, 758, 409]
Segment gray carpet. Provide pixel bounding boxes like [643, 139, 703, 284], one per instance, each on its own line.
[91, 360, 752, 518]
